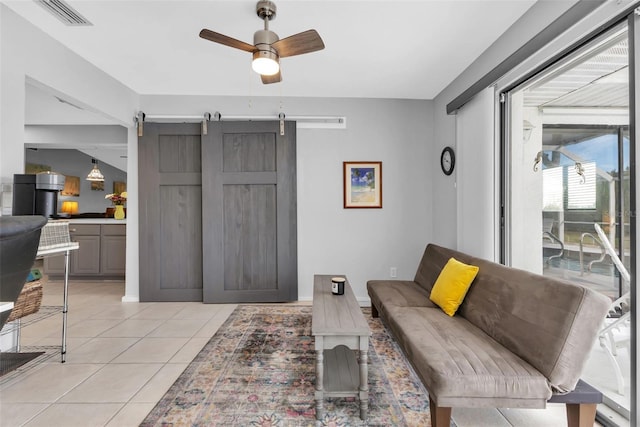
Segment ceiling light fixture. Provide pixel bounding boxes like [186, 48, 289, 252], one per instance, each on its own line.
[252, 50, 280, 76]
[251, 27, 280, 76]
[199, 0, 323, 84]
[86, 158, 104, 182]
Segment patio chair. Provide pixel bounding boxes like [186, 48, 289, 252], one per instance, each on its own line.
[599, 294, 630, 395]
[542, 218, 563, 265]
[594, 222, 631, 395]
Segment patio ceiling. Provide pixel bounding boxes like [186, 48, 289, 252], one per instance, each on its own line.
[524, 29, 628, 109]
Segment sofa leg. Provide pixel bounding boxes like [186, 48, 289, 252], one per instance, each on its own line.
[565, 403, 597, 427]
[429, 399, 452, 427]
[371, 304, 379, 318]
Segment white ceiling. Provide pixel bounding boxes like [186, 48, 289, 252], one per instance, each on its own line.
[3, 0, 536, 100]
[24, 81, 116, 125]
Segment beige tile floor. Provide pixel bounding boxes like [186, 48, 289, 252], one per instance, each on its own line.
[0, 278, 612, 426]
[0, 280, 236, 427]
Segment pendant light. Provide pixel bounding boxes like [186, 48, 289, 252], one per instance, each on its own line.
[86, 158, 104, 182]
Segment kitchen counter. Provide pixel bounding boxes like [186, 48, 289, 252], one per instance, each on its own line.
[66, 218, 127, 224]
[44, 220, 126, 279]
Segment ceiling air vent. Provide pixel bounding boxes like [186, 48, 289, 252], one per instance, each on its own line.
[36, 0, 92, 26]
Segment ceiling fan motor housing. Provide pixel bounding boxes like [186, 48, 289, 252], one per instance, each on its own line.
[254, 29, 279, 57]
[254, 29, 279, 48]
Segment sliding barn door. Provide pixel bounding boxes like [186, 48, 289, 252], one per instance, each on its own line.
[139, 123, 203, 301]
[202, 121, 297, 303]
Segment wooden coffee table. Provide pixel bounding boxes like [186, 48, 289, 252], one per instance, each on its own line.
[311, 274, 370, 420]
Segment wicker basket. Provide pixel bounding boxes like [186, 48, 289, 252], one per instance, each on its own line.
[7, 280, 43, 322]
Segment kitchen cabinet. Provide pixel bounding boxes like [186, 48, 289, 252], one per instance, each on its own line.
[71, 234, 101, 274]
[101, 225, 126, 275]
[44, 222, 126, 278]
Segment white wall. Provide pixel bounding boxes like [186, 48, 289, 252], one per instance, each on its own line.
[510, 98, 545, 273]
[0, 6, 138, 182]
[1, 5, 140, 301]
[140, 95, 433, 302]
[431, 0, 579, 259]
[455, 87, 497, 259]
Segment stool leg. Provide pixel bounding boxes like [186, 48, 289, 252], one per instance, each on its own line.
[16, 318, 21, 352]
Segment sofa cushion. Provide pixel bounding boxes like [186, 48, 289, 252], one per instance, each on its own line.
[386, 305, 552, 408]
[367, 280, 435, 319]
[414, 244, 475, 293]
[459, 256, 610, 393]
[429, 257, 479, 316]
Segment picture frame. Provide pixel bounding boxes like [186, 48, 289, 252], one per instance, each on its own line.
[25, 163, 51, 174]
[61, 175, 80, 196]
[113, 181, 126, 194]
[91, 181, 104, 191]
[343, 161, 382, 209]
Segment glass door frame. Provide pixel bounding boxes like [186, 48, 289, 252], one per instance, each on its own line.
[627, 11, 638, 424]
[499, 13, 637, 425]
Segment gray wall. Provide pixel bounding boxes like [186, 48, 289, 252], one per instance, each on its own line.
[24, 148, 127, 214]
[141, 95, 433, 302]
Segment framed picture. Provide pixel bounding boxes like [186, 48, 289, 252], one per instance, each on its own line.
[25, 163, 51, 174]
[61, 175, 80, 196]
[113, 181, 126, 194]
[343, 161, 382, 209]
[91, 181, 104, 191]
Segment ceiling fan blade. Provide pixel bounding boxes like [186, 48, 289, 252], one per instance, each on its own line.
[199, 29, 256, 53]
[271, 29, 324, 58]
[261, 70, 282, 84]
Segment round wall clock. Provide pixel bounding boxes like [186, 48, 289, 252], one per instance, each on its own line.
[440, 146, 455, 176]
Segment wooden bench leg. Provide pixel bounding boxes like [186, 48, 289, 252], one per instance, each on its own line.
[429, 399, 452, 427]
[371, 304, 379, 318]
[566, 403, 597, 427]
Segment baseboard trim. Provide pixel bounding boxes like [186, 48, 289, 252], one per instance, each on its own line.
[297, 296, 371, 307]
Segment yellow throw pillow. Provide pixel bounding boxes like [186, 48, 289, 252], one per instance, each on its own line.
[429, 257, 479, 316]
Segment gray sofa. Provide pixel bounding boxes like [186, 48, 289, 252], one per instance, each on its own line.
[367, 243, 611, 427]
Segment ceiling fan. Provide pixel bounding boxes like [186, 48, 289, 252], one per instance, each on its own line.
[199, 0, 325, 84]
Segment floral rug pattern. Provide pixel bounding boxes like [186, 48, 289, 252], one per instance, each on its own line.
[141, 305, 431, 426]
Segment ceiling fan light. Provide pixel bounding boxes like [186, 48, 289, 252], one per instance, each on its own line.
[252, 50, 279, 76]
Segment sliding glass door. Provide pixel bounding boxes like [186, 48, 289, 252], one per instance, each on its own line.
[504, 23, 633, 423]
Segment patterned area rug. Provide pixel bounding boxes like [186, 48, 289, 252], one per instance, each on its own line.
[141, 305, 431, 426]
